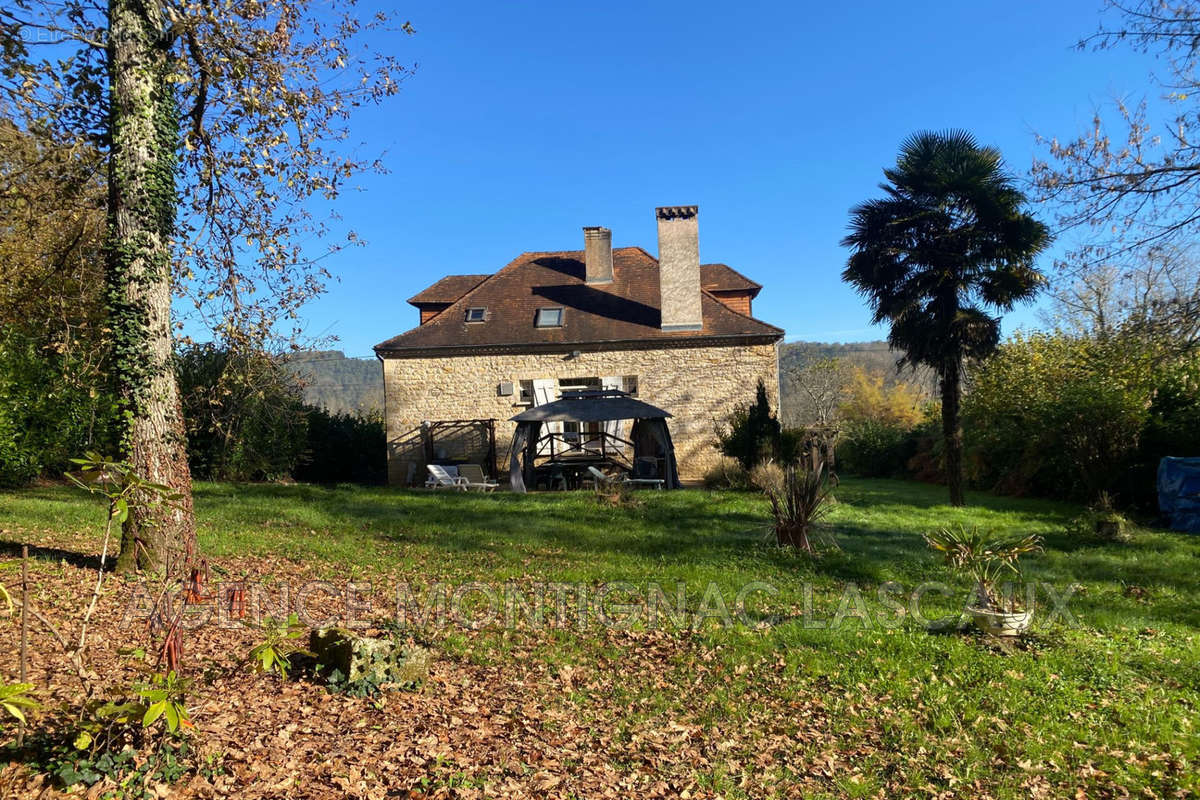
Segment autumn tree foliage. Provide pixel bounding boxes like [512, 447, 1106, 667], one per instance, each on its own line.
[0, 1, 412, 572]
[0, 123, 115, 484]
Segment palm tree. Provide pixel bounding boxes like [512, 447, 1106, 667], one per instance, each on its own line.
[842, 130, 1050, 506]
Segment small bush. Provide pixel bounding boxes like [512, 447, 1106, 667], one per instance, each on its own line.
[702, 457, 752, 489]
[715, 380, 784, 470]
[247, 613, 310, 681]
[296, 408, 386, 484]
[924, 524, 1042, 613]
[838, 418, 915, 477]
[1067, 493, 1134, 543]
[0, 329, 117, 486]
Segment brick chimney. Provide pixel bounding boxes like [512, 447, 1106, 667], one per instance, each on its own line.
[656, 206, 702, 331]
[583, 226, 613, 284]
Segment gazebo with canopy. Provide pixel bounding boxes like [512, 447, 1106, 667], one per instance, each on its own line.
[507, 389, 681, 492]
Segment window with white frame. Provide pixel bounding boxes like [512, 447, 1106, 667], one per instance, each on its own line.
[535, 307, 563, 327]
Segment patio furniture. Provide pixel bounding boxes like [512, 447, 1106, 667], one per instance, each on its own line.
[587, 465, 665, 491]
[457, 464, 500, 492]
[426, 464, 468, 491]
[587, 466, 618, 489]
[547, 464, 567, 491]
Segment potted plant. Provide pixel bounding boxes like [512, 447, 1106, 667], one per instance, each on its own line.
[924, 524, 1043, 636]
[750, 460, 835, 553]
[1091, 492, 1131, 542]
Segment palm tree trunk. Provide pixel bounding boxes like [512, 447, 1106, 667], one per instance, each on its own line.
[941, 357, 966, 507]
[107, 0, 197, 574]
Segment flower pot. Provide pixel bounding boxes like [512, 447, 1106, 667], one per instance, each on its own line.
[968, 606, 1032, 637]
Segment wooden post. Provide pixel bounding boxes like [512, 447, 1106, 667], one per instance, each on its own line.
[422, 422, 434, 467]
[483, 419, 496, 478]
[18, 544, 29, 747]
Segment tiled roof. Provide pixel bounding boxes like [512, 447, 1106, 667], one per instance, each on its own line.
[376, 247, 783, 356]
[701, 263, 762, 295]
[406, 274, 490, 305]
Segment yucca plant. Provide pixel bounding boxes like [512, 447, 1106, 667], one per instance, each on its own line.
[924, 524, 1042, 611]
[752, 461, 834, 552]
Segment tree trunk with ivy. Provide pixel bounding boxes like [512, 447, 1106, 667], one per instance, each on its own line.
[106, 0, 196, 574]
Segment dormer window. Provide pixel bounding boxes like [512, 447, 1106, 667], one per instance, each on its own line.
[465, 307, 486, 323]
[535, 307, 563, 328]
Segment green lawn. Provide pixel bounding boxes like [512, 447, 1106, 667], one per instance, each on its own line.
[1, 478, 1197, 797]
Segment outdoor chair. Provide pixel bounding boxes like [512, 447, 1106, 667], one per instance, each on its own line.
[426, 464, 468, 491]
[457, 464, 500, 492]
[586, 465, 617, 489]
[587, 465, 664, 491]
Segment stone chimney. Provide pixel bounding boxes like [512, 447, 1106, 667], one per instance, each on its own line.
[583, 226, 613, 284]
[656, 206, 702, 331]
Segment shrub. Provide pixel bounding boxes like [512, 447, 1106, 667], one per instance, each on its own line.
[715, 380, 783, 470]
[177, 344, 310, 481]
[247, 614, 310, 681]
[1067, 493, 1134, 543]
[832, 368, 934, 480]
[962, 331, 1191, 505]
[903, 415, 944, 483]
[837, 366, 926, 428]
[296, 408, 387, 484]
[924, 525, 1042, 612]
[0, 329, 117, 486]
[1131, 355, 1200, 506]
[838, 418, 915, 478]
[702, 456, 752, 489]
[0, 412, 38, 488]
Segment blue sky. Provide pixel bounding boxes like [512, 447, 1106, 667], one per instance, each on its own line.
[287, 0, 1158, 357]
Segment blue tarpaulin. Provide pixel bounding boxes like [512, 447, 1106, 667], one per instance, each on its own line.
[1158, 457, 1200, 533]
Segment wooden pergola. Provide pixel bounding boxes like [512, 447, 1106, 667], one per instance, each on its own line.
[420, 418, 498, 477]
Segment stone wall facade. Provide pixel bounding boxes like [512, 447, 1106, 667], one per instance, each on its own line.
[381, 341, 780, 485]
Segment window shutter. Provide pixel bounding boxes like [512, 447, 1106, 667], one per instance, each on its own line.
[601, 376, 624, 451]
[531, 378, 561, 456]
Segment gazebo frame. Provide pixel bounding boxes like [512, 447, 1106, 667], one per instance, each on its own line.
[507, 389, 681, 492]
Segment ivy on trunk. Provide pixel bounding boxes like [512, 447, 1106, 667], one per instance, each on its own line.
[106, 0, 195, 573]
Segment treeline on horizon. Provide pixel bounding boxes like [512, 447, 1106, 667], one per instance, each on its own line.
[284, 350, 384, 416]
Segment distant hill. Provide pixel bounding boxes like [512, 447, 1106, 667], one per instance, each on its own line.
[779, 340, 935, 426]
[284, 350, 384, 416]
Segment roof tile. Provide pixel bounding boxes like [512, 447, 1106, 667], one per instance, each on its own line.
[377, 247, 782, 354]
[406, 274, 490, 305]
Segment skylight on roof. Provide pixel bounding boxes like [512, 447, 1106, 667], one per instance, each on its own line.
[535, 307, 563, 328]
[465, 307, 486, 323]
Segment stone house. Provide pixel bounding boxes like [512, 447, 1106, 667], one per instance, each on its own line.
[374, 206, 784, 485]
